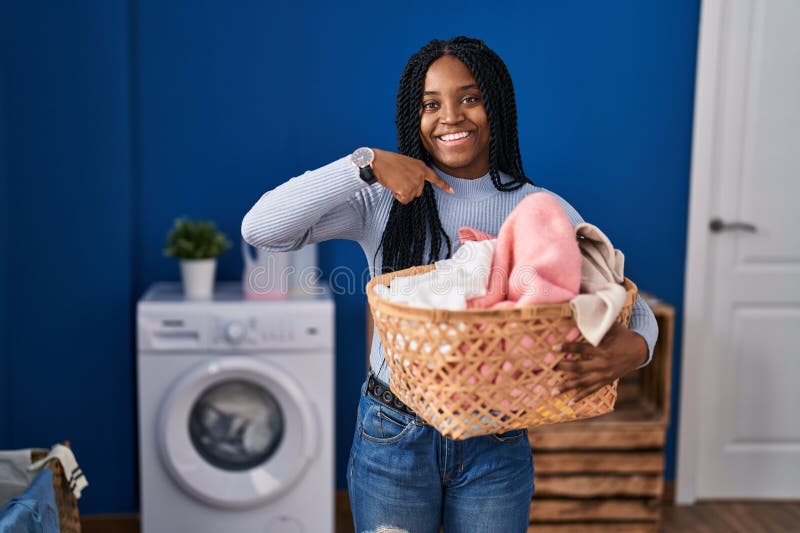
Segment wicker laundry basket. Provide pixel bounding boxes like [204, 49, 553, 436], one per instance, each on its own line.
[31, 443, 81, 533]
[366, 264, 638, 440]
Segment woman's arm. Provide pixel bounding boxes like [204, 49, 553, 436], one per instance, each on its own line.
[241, 149, 453, 252]
[241, 156, 370, 251]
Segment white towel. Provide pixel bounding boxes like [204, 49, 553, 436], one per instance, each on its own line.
[28, 444, 88, 499]
[374, 239, 496, 310]
[569, 223, 628, 346]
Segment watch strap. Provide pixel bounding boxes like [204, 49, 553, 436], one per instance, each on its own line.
[359, 165, 378, 185]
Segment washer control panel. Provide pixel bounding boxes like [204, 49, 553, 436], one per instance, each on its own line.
[137, 299, 334, 353]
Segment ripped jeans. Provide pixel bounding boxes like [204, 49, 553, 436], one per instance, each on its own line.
[347, 380, 534, 533]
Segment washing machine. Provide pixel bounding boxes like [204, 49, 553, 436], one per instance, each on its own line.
[137, 282, 334, 533]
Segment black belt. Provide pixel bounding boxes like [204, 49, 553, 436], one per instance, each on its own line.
[366, 373, 416, 416]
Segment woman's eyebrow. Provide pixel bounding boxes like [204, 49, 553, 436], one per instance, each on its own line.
[423, 84, 480, 96]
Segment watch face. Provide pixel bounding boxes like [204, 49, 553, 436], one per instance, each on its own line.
[352, 147, 374, 168]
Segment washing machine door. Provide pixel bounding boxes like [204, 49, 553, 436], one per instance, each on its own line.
[158, 356, 318, 509]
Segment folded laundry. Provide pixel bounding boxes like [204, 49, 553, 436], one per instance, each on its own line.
[373, 238, 496, 310]
[569, 222, 627, 346]
[464, 192, 582, 309]
[459, 203, 628, 346]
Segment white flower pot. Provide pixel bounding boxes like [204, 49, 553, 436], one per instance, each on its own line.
[180, 258, 217, 300]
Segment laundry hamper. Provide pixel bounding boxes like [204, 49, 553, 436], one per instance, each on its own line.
[366, 264, 638, 440]
[31, 443, 81, 533]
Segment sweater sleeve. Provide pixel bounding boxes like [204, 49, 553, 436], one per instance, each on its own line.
[542, 188, 659, 369]
[241, 155, 371, 252]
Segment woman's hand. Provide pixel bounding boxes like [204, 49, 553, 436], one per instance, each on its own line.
[552, 322, 649, 404]
[371, 148, 453, 204]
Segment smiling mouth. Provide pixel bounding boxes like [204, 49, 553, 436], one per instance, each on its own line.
[436, 131, 473, 145]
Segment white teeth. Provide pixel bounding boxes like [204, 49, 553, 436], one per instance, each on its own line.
[439, 131, 471, 141]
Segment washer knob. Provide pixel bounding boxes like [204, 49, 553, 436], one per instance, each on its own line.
[224, 321, 247, 343]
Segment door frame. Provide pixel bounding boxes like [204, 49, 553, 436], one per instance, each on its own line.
[676, 0, 725, 505]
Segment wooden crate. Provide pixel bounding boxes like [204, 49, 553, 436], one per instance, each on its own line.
[528, 300, 674, 533]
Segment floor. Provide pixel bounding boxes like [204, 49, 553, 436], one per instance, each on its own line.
[660, 501, 800, 532]
[334, 495, 800, 533]
[79, 498, 800, 532]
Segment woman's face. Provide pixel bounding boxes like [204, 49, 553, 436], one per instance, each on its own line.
[419, 55, 491, 180]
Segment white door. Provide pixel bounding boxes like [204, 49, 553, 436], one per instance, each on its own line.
[677, 0, 800, 501]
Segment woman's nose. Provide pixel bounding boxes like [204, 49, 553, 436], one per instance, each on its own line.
[440, 101, 464, 124]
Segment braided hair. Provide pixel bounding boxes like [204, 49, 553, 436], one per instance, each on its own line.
[376, 36, 533, 274]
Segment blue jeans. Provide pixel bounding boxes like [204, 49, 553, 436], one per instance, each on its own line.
[347, 381, 535, 533]
[0, 469, 59, 533]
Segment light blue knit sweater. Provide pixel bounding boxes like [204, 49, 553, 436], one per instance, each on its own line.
[241, 155, 658, 383]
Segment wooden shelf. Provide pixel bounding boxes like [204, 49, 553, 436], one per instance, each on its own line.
[528, 300, 675, 532]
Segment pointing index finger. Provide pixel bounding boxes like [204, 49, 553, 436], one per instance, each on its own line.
[425, 169, 454, 194]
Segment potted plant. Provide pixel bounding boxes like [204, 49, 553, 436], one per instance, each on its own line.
[163, 217, 232, 299]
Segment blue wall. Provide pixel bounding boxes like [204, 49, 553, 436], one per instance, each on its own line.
[1, 0, 699, 514]
[1, 31, 9, 448]
[1, 1, 136, 513]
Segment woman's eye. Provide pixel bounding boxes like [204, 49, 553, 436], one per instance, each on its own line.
[463, 95, 481, 104]
[422, 101, 440, 111]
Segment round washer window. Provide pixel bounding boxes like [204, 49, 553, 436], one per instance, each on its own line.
[188, 379, 284, 471]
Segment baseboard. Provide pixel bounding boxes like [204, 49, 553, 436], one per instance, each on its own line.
[80, 514, 140, 533]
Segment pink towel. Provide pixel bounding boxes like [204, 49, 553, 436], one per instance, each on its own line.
[458, 227, 494, 243]
[463, 192, 582, 308]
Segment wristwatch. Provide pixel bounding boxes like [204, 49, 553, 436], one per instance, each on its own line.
[351, 147, 378, 185]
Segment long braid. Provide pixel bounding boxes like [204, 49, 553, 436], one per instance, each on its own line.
[376, 37, 531, 273]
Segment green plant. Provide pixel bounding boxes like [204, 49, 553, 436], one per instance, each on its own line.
[163, 217, 232, 260]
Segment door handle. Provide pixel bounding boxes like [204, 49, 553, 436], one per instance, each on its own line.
[709, 218, 757, 233]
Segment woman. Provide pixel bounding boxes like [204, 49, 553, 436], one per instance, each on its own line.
[242, 36, 657, 533]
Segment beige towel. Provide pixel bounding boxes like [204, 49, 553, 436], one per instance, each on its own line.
[569, 223, 627, 346]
